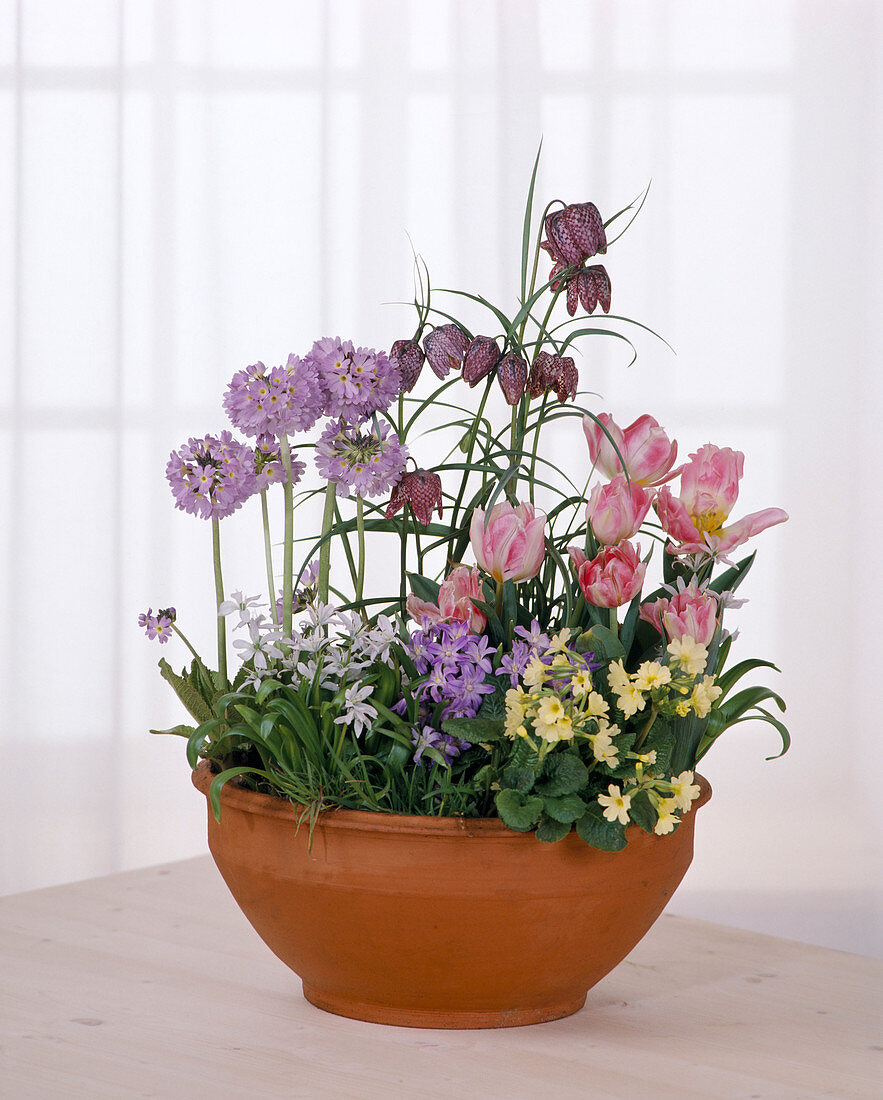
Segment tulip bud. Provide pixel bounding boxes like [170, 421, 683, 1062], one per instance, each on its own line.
[585, 474, 653, 545]
[423, 324, 469, 379]
[385, 468, 443, 526]
[462, 336, 501, 387]
[577, 541, 646, 608]
[470, 500, 547, 583]
[497, 351, 528, 405]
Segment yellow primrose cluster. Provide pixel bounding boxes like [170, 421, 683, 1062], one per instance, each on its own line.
[504, 630, 625, 766]
[598, 769, 702, 835]
[607, 636, 722, 721]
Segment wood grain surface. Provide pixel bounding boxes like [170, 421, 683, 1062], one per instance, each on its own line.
[1, 856, 879, 1099]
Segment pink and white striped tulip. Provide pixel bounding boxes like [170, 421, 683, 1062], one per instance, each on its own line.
[577, 541, 646, 608]
[655, 444, 788, 558]
[585, 474, 653, 545]
[470, 501, 547, 583]
[406, 565, 487, 633]
[583, 412, 679, 486]
[640, 578, 718, 646]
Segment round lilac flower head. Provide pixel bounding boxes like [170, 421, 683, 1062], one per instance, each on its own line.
[166, 431, 256, 520]
[315, 418, 408, 499]
[223, 355, 325, 438]
[254, 433, 305, 489]
[306, 337, 401, 422]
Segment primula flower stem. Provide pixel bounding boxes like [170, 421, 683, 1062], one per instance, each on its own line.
[260, 489, 278, 625]
[278, 433, 296, 638]
[211, 518, 227, 682]
[171, 624, 201, 662]
[635, 705, 659, 750]
[355, 495, 368, 624]
[317, 481, 337, 605]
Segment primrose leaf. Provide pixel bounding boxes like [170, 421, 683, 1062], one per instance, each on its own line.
[536, 815, 571, 843]
[541, 793, 587, 823]
[535, 753, 589, 796]
[495, 788, 544, 831]
[575, 804, 628, 851]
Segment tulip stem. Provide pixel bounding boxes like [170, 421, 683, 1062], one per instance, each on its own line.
[495, 579, 505, 625]
[608, 607, 619, 634]
[448, 373, 494, 563]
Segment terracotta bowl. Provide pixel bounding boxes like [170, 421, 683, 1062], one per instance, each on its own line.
[193, 762, 711, 1029]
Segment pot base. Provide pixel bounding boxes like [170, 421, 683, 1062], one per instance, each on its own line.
[302, 983, 587, 1029]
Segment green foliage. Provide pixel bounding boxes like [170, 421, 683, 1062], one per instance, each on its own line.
[495, 788, 544, 831]
[575, 805, 627, 851]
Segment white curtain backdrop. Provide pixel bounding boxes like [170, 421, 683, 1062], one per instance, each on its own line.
[1, 0, 880, 957]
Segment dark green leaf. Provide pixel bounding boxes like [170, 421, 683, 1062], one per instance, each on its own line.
[442, 717, 507, 743]
[536, 815, 571, 843]
[626, 789, 656, 835]
[541, 793, 587, 824]
[149, 724, 194, 738]
[535, 752, 589, 796]
[501, 766, 537, 794]
[495, 788, 544, 831]
[575, 804, 628, 851]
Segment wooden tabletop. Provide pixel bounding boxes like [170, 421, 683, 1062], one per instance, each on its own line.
[0, 857, 879, 1099]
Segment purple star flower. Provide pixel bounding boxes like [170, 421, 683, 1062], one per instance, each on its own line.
[306, 337, 401, 422]
[223, 356, 325, 438]
[314, 418, 408, 499]
[166, 431, 257, 520]
[138, 607, 175, 644]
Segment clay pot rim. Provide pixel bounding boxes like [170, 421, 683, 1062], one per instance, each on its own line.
[192, 760, 711, 838]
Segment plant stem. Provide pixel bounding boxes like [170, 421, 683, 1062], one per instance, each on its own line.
[447, 373, 494, 562]
[317, 481, 337, 605]
[495, 579, 505, 624]
[260, 489, 278, 624]
[355, 494, 368, 624]
[278, 434, 295, 638]
[634, 705, 658, 750]
[211, 518, 227, 682]
[171, 624, 201, 663]
[608, 607, 618, 633]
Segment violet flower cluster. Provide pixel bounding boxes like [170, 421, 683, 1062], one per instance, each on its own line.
[496, 619, 600, 689]
[138, 606, 176, 644]
[404, 620, 496, 766]
[315, 419, 408, 499]
[165, 432, 258, 520]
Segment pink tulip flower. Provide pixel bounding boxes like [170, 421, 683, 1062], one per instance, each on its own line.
[470, 501, 547, 583]
[567, 545, 587, 571]
[655, 444, 788, 559]
[640, 578, 718, 645]
[583, 413, 679, 487]
[585, 474, 653, 545]
[406, 565, 487, 633]
[577, 541, 646, 608]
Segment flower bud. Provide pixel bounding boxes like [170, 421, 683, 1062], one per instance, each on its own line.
[462, 336, 502, 386]
[577, 541, 646, 608]
[422, 324, 469, 379]
[389, 339, 425, 393]
[585, 475, 653, 545]
[470, 501, 547, 583]
[497, 351, 528, 405]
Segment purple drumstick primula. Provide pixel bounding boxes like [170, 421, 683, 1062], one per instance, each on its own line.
[223, 355, 325, 438]
[166, 432, 257, 520]
[306, 337, 401, 422]
[315, 419, 408, 499]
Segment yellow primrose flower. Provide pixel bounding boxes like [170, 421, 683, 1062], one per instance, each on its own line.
[585, 691, 610, 718]
[536, 695, 566, 726]
[522, 655, 548, 689]
[570, 670, 592, 697]
[613, 682, 646, 719]
[639, 749, 658, 765]
[598, 785, 631, 825]
[666, 635, 708, 676]
[607, 658, 630, 693]
[690, 675, 723, 718]
[675, 699, 691, 717]
[653, 798, 680, 835]
[546, 628, 572, 654]
[592, 729, 620, 767]
[669, 770, 702, 810]
[633, 661, 672, 692]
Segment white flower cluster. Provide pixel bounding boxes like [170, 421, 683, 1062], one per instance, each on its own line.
[219, 592, 399, 737]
